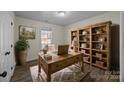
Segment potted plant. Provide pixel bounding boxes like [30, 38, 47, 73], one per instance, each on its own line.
[15, 39, 30, 65]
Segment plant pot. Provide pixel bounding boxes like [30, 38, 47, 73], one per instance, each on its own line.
[16, 50, 27, 65]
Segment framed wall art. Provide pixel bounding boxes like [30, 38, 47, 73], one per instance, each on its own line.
[19, 25, 36, 39]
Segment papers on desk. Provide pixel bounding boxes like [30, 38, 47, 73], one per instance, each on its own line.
[44, 54, 52, 60]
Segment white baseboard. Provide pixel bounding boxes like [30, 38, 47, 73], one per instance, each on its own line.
[27, 58, 38, 63]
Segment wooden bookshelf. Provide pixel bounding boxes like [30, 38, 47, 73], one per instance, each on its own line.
[71, 21, 112, 70]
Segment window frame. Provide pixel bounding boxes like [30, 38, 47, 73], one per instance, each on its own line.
[40, 29, 52, 49]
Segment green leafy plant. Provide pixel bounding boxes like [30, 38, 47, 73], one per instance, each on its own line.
[15, 39, 30, 52]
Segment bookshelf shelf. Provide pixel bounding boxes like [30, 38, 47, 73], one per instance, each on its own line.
[79, 34, 90, 36]
[92, 55, 107, 60]
[83, 53, 90, 56]
[92, 49, 108, 52]
[92, 33, 107, 35]
[84, 61, 90, 64]
[79, 41, 90, 43]
[80, 47, 90, 50]
[92, 63, 107, 70]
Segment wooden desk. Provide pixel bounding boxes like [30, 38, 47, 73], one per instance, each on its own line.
[38, 51, 84, 82]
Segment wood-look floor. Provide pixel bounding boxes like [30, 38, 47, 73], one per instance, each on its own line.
[11, 60, 119, 82]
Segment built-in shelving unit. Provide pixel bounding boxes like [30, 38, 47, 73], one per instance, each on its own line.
[71, 21, 112, 70]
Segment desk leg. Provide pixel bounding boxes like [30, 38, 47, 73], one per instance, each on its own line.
[38, 56, 41, 77]
[47, 73, 51, 82]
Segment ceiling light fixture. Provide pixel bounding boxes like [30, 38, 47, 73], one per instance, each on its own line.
[58, 11, 66, 17]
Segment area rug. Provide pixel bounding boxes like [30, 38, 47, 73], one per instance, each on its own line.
[30, 64, 89, 82]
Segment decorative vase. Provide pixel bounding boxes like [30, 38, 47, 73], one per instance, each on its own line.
[17, 50, 27, 65]
[43, 49, 47, 54]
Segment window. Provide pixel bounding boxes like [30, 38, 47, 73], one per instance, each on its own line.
[40, 29, 52, 49]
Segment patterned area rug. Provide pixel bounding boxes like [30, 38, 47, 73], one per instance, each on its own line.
[30, 65, 89, 82]
[11, 62, 119, 82]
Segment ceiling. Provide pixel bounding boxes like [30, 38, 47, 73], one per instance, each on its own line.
[15, 11, 108, 26]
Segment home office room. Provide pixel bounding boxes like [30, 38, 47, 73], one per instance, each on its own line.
[0, 11, 120, 82]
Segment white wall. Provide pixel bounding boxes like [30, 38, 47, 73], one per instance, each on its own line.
[14, 17, 65, 61]
[64, 12, 120, 44]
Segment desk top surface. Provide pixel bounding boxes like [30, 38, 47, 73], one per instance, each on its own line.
[39, 51, 83, 64]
